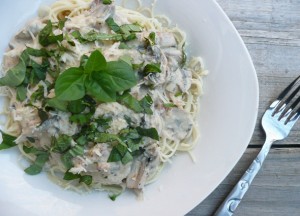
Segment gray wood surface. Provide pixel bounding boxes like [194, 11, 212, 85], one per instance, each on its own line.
[187, 0, 300, 215]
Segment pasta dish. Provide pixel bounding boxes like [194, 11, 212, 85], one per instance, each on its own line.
[0, 0, 206, 199]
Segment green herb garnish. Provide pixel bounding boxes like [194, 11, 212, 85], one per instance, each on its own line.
[55, 50, 137, 102]
[103, 0, 112, 4]
[39, 21, 63, 46]
[0, 131, 17, 150]
[143, 63, 161, 74]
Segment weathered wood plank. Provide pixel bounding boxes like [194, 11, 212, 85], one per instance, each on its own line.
[187, 148, 300, 216]
[188, 0, 300, 215]
[216, 0, 300, 145]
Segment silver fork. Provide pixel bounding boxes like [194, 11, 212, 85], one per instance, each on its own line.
[214, 75, 300, 216]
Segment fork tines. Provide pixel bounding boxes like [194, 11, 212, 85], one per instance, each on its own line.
[272, 75, 300, 124]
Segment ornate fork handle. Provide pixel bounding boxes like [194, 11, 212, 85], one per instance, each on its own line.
[214, 138, 274, 216]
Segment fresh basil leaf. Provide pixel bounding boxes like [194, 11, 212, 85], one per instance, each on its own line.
[30, 86, 45, 102]
[103, 0, 112, 4]
[58, 18, 67, 30]
[105, 17, 121, 33]
[95, 133, 120, 143]
[132, 62, 144, 70]
[115, 143, 128, 156]
[16, 85, 27, 101]
[85, 74, 116, 102]
[143, 63, 161, 74]
[31, 59, 49, 81]
[39, 21, 52, 46]
[46, 98, 68, 112]
[85, 50, 107, 74]
[149, 32, 156, 44]
[55, 67, 86, 101]
[67, 100, 86, 114]
[0, 131, 17, 150]
[79, 175, 92, 185]
[139, 95, 153, 114]
[175, 91, 183, 97]
[121, 151, 133, 164]
[107, 148, 122, 162]
[25, 47, 49, 57]
[63, 171, 81, 180]
[61, 152, 73, 169]
[69, 145, 84, 157]
[118, 42, 130, 49]
[94, 60, 137, 92]
[136, 127, 159, 141]
[163, 103, 177, 108]
[83, 31, 123, 42]
[0, 58, 26, 87]
[76, 135, 87, 146]
[71, 30, 86, 43]
[52, 135, 72, 153]
[122, 33, 137, 41]
[117, 92, 143, 113]
[120, 24, 142, 34]
[145, 32, 156, 47]
[61, 145, 84, 169]
[70, 114, 91, 125]
[109, 193, 120, 201]
[24, 152, 49, 175]
[119, 128, 141, 140]
[39, 20, 63, 46]
[23, 145, 46, 155]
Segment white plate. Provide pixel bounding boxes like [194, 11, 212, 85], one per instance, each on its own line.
[0, 0, 259, 215]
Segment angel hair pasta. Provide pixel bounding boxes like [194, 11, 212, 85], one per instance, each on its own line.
[0, 0, 206, 199]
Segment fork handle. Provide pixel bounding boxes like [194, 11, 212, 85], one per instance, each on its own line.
[214, 138, 274, 216]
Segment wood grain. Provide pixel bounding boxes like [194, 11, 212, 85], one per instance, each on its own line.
[218, 0, 300, 145]
[188, 149, 300, 216]
[187, 0, 300, 215]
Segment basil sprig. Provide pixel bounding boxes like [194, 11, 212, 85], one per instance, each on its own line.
[54, 50, 137, 102]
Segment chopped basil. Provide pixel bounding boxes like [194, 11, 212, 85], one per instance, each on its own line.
[103, 0, 112, 4]
[105, 17, 121, 33]
[16, 85, 27, 101]
[70, 113, 92, 125]
[63, 171, 81, 180]
[118, 42, 130, 49]
[83, 31, 123, 42]
[163, 103, 177, 108]
[58, 18, 67, 30]
[0, 57, 26, 87]
[136, 127, 160, 141]
[139, 95, 153, 114]
[61, 145, 84, 169]
[39, 21, 63, 47]
[107, 147, 122, 162]
[52, 135, 72, 153]
[143, 63, 161, 74]
[63, 171, 93, 186]
[79, 175, 92, 185]
[0, 131, 17, 150]
[24, 152, 49, 175]
[117, 92, 153, 114]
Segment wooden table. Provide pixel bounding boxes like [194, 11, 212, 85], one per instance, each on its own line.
[187, 0, 300, 215]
